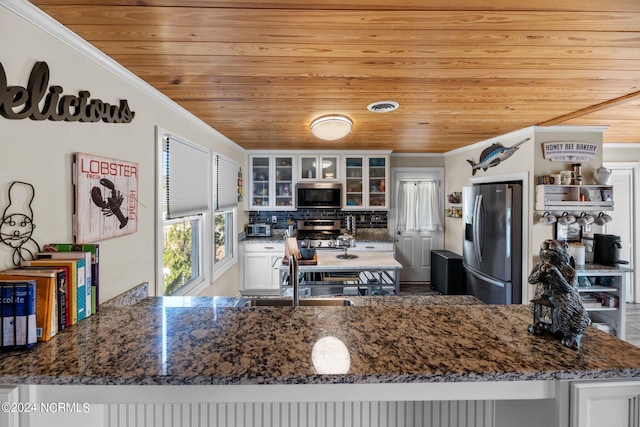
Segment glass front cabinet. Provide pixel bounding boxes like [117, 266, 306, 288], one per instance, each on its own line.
[298, 155, 339, 181]
[249, 155, 295, 210]
[343, 155, 389, 210]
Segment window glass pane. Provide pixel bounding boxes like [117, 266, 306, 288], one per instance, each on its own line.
[214, 211, 233, 264]
[163, 218, 200, 295]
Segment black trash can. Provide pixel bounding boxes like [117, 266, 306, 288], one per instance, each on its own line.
[431, 250, 466, 295]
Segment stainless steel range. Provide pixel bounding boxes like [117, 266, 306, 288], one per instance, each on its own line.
[296, 219, 341, 248]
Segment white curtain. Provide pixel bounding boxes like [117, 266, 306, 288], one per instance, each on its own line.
[397, 180, 442, 232]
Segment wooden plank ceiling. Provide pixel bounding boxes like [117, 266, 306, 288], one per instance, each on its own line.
[30, 0, 640, 153]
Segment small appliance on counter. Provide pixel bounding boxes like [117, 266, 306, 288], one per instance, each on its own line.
[246, 223, 271, 237]
[593, 234, 629, 267]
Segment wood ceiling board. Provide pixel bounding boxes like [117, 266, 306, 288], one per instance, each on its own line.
[30, 1, 640, 152]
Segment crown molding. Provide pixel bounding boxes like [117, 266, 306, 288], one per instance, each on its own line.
[2, 0, 245, 153]
[604, 143, 640, 149]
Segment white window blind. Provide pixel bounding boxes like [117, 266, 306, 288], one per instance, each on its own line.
[165, 136, 211, 219]
[215, 155, 238, 211]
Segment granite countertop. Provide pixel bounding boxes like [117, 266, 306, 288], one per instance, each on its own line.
[280, 250, 401, 272]
[0, 296, 639, 386]
[575, 263, 634, 274]
[243, 230, 397, 244]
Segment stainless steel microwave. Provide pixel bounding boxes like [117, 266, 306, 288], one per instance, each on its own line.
[296, 182, 342, 209]
[246, 223, 271, 237]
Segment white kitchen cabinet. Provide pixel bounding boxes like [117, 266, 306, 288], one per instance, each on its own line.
[349, 242, 395, 257]
[240, 242, 284, 295]
[535, 184, 614, 212]
[570, 380, 640, 427]
[343, 155, 389, 210]
[298, 155, 339, 181]
[576, 267, 628, 340]
[248, 155, 295, 210]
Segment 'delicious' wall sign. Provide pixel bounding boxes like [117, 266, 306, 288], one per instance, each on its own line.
[0, 61, 135, 123]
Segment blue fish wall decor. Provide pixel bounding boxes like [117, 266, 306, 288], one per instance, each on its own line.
[467, 137, 530, 175]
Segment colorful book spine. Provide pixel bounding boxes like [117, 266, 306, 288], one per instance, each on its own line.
[0, 281, 37, 347]
[20, 267, 68, 331]
[22, 260, 79, 326]
[35, 253, 88, 321]
[44, 244, 100, 313]
[0, 270, 60, 341]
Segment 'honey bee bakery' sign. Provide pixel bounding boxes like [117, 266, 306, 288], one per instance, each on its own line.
[542, 142, 598, 162]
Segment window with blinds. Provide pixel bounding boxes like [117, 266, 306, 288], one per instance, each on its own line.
[164, 136, 211, 220]
[214, 155, 238, 211]
[160, 134, 210, 295]
[213, 154, 238, 272]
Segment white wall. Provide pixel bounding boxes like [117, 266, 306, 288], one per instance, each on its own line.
[0, 4, 246, 300]
[443, 127, 535, 255]
[443, 126, 610, 302]
[603, 143, 640, 302]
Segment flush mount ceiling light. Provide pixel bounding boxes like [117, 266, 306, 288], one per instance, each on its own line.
[310, 115, 352, 141]
[367, 101, 399, 113]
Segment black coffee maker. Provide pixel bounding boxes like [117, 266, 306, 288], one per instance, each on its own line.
[593, 234, 629, 266]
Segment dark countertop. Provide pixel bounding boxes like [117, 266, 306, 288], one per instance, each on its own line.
[0, 296, 639, 386]
[242, 231, 397, 244]
[575, 263, 634, 274]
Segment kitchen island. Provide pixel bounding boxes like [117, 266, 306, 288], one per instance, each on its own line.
[0, 295, 639, 427]
[280, 250, 402, 295]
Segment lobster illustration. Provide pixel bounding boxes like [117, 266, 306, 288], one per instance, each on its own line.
[91, 178, 129, 229]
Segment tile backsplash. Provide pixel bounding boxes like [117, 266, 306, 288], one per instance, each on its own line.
[248, 209, 388, 229]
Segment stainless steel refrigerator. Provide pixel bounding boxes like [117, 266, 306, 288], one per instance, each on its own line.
[462, 183, 522, 304]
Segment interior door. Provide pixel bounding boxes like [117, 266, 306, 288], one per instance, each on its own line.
[603, 166, 635, 302]
[390, 169, 444, 283]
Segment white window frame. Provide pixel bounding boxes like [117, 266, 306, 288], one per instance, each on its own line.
[156, 127, 211, 296]
[161, 214, 206, 296]
[212, 207, 237, 282]
[212, 153, 238, 281]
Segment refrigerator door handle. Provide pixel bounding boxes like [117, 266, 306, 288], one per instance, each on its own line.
[464, 264, 506, 288]
[473, 194, 483, 262]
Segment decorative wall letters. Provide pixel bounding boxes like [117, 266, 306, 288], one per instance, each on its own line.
[0, 61, 135, 123]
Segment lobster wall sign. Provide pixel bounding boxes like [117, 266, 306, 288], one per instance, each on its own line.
[75, 153, 138, 243]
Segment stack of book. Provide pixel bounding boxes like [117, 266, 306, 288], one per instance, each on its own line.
[0, 281, 37, 347]
[0, 243, 99, 343]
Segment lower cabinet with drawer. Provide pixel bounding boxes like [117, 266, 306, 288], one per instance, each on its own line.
[240, 242, 285, 295]
[349, 242, 395, 257]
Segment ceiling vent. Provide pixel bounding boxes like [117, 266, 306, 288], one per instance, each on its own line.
[367, 101, 399, 113]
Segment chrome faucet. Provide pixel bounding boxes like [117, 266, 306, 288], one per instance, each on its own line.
[289, 254, 299, 307]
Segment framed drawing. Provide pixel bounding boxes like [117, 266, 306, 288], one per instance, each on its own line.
[74, 153, 138, 243]
[556, 222, 582, 243]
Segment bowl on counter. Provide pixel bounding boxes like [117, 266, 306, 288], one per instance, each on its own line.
[299, 247, 316, 260]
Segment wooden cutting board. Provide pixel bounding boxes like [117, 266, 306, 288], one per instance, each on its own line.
[282, 237, 318, 264]
[282, 253, 317, 265]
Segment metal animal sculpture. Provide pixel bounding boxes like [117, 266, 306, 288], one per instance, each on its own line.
[467, 137, 530, 176]
[527, 239, 591, 349]
[0, 181, 41, 266]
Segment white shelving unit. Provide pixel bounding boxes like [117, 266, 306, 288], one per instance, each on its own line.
[576, 265, 631, 339]
[535, 185, 614, 212]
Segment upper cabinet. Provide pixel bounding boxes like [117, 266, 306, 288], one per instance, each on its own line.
[343, 155, 389, 210]
[247, 151, 389, 211]
[249, 155, 295, 210]
[298, 155, 339, 181]
[535, 184, 614, 211]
